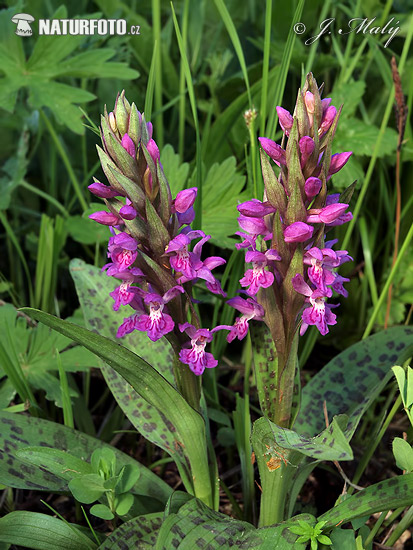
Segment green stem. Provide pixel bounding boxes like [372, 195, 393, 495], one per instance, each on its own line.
[173, 355, 201, 412]
[40, 110, 88, 212]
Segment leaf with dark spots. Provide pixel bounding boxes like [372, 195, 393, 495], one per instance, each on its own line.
[155, 496, 311, 549]
[0, 410, 172, 504]
[70, 259, 186, 463]
[319, 473, 413, 528]
[295, 327, 413, 439]
[97, 513, 163, 549]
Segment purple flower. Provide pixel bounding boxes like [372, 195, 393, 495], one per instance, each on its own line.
[304, 247, 339, 295]
[215, 296, 265, 342]
[178, 323, 218, 375]
[103, 232, 138, 275]
[292, 274, 338, 336]
[258, 137, 286, 166]
[121, 134, 135, 157]
[146, 138, 160, 163]
[276, 106, 294, 134]
[299, 137, 315, 168]
[195, 256, 227, 296]
[134, 286, 184, 341]
[110, 281, 139, 311]
[238, 214, 271, 238]
[237, 199, 276, 218]
[284, 222, 314, 243]
[119, 204, 137, 220]
[173, 187, 197, 226]
[165, 230, 205, 281]
[235, 232, 258, 251]
[239, 249, 280, 296]
[89, 211, 122, 226]
[319, 105, 337, 135]
[307, 203, 350, 224]
[173, 187, 197, 213]
[304, 177, 322, 199]
[116, 313, 141, 338]
[88, 181, 120, 199]
[331, 274, 350, 297]
[328, 152, 352, 177]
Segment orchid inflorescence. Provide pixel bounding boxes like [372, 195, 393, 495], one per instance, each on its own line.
[89, 74, 354, 377]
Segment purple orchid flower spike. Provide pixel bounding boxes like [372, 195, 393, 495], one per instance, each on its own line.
[292, 274, 337, 336]
[178, 323, 218, 375]
[134, 286, 184, 342]
[240, 249, 280, 296]
[215, 296, 265, 342]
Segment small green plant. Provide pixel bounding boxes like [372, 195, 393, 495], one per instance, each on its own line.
[289, 520, 332, 550]
[68, 448, 140, 520]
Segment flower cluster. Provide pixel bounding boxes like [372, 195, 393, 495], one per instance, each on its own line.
[89, 92, 225, 375]
[91, 74, 354, 378]
[230, 73, 354, 340]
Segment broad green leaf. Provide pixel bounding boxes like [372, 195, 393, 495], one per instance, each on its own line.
[330, 527, 358, 550]
[0, 511, 95, 550]
[0, 6, 138, 133]
[189, 157, 247, 248]
[65, 209, 111, 246]
[319, 473, 413, 528]
[20, 307, 213, 506]
[69, 259, 185, 465]
[256, 415, 353, 463]
[97, 513, 163, 549]
[295, 327, 413, 438]
[393, 437, 413, 472]
[69, 474, 105, 504]
[16, 447, 92, 481]
[0, 410, 171, 505]
[117, 464, 141, 494]
[160, 144, 189, 198]
[334, 117, 398, 158]
[155, 497, 311, 549]
[90, 504, 114, 521]
[115, 492, 134, 516]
